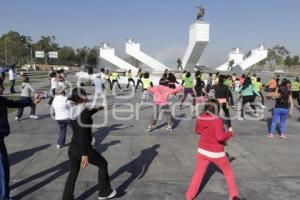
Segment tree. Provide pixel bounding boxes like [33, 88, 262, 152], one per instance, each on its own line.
[58, 46, 76, 66]
[284, 56, 293, 67]
[76, 47, 88, 65]
[0, 31, 30, 65]
[87, 48, 99, 67]
[292, 56, 300, 65]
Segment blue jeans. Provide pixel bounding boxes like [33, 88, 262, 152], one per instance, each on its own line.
[0, 139, 10, 199]
[57, 120, 70, 146]
[270, 108, 289, 134]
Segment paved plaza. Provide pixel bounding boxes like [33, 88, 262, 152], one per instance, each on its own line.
[4, 73, 300, 200]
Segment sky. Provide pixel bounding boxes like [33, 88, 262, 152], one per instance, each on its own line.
[1, 0, 300, 67]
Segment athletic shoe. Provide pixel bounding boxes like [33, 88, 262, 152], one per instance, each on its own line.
[166, 127, 173, 133]
[145, 126, 152, 133]
[56, 145, 62, 149]
[237, 117, 244, 121]
[30, 115, 39, 119]
[267, 133, 274, 138]
[261, 105, 266, 109]
[280, 134, 288, 139]
[98, 190, 117, 200]
[15, 117, 20, 121]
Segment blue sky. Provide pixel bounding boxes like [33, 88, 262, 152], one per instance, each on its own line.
[1, 0, 299, 67]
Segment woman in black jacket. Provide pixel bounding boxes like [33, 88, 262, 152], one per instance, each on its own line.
[62, 88, 116, 200]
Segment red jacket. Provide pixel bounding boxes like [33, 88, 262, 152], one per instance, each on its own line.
[195, 112, 233, 153]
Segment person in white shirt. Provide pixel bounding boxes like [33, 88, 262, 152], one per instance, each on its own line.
[8, 65, 17, 93]
[91, 72, 108, 109]
[48, 72, 58, 105]
[51, 85, 72, 149]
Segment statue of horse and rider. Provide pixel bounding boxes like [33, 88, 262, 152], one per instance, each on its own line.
[197, 5, 205, 21]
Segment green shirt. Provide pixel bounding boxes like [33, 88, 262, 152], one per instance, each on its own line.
[184, 77, 194, 88]
[239, 85, 260, 97]
[253, 82, 262, 92]
[291, 81, 300, 91]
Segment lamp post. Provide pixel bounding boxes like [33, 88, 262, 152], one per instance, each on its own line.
[5, 38, 8, 65]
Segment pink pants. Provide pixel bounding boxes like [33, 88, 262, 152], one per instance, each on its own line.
[186, 154, 239, 200]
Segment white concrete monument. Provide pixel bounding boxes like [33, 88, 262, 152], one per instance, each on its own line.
[125, 39, 170, 72]
[216, 48, 244, 71]
[233, 45, 268, 71]
[182, 21, 210, 71]
[99, 43, 138, 73]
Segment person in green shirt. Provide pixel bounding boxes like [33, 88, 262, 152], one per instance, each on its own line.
[238, 77, 261, 120]
[251, 74, 257, 84]
[126, 69, 135, 89]
[140, 72, 154, 106]
[181, 70, 187, 85]
[252, 77, 265, 108]
[111, 70, 122, 90]
[135, 69, 144, 92]
[291, 77, 300, 106]
[180, 72, 195, 109]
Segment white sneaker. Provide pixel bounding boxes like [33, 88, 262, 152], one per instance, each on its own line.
[15, 117, 20, 121]
[98, 190, 117, 200]
[237, 117, 244, 121]
[56, 145, 62, 149]
[261, 105, 266, 109]
[30, 115, 38, 119]
[166, 127, 173, 133]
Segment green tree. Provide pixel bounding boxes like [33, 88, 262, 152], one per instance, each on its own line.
[87, 48, 99, 67]
[76, 47, 88, 65]
[0, 31, 30, 65]
[58, 46, 76, 66]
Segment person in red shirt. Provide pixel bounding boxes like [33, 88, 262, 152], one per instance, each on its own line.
[186, 99, 243, 200]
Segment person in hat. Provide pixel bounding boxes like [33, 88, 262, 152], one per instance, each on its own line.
[51, 85, 72, 149]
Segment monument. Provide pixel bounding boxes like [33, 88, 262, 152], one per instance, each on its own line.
[182, 5, 210, 70]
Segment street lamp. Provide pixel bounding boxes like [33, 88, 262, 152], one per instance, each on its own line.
[4, 38, 8, 65]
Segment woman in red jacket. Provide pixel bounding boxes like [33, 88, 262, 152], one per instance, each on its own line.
[186, 99, 243, 200]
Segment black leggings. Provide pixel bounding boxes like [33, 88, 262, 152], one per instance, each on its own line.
[220, 102, 231, 128]
[127, 78, 135, 88]
[62, 148, 112, 200]
[241, 95, 256, 117]
[135, 79, 143, 91]
[292, 91, 300, 105]
[112, 80, 121, 90]
[259, 91, 265, 105]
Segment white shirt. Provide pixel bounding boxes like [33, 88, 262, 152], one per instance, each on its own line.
[8, 69, 16, 80]
[52, 95, 72, 120]
[51, 78, 58, 89]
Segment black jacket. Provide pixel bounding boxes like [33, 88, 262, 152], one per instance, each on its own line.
[0, 96, 29, 139]
[69, 108, 98, 157]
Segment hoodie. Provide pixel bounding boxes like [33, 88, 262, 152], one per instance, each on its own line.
[195, 112, 233, 154]
[148, 85, 183, 105]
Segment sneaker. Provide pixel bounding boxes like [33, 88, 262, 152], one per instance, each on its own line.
[261, 105, 266, 109]
[237, 117, 244, 121]
[145, 126, 152, 133]
[15, 117, 20, 121]
[166, 127, 173, 133]
[267, 133, 274, 138]
[98, 190, 117, 200]
[30, 115, 38, 119]
[280, 134, 288, 139]
[56, 145, 62, 149]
